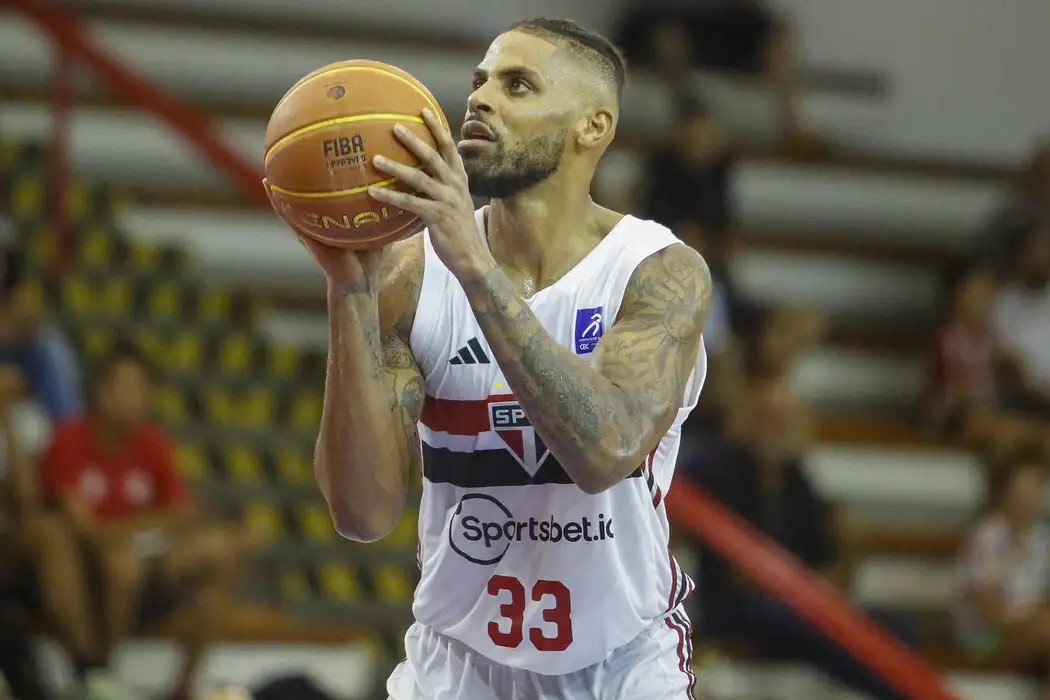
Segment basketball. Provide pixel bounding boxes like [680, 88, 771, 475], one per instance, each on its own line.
[263, 60, 449, 249]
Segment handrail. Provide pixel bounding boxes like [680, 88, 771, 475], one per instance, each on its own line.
[5, 0, 268, 206]
[666, 479, 956, 700]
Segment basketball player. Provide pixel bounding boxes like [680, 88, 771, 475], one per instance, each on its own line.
[291, 18, 710, 699]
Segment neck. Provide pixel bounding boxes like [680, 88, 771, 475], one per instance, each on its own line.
[1003, 511, 1035, 537]
[484, 168, 611, 290]
[91, 414, 131, 451]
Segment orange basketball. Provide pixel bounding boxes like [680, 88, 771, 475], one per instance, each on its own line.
[263, 60, 449, 249]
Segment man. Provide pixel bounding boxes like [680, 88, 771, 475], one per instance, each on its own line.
[0, 224, 83, 422]
[956, 460, 1050, 695]
[992, 221, 1050, 416]
[267, 17, 711, 699]
[40, 344, 249, 700]
[692, 373, 909, 699]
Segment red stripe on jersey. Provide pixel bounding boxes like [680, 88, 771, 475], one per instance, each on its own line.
[419, 394, 515, 436]
[665, 616, 687, 674]
[667, 550, 678, 611]
[653, 486, 663, 508]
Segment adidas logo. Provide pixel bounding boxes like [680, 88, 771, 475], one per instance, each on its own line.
[450, 337, 491, 365]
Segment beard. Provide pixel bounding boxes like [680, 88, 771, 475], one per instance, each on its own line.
[462, 130, 566, 198]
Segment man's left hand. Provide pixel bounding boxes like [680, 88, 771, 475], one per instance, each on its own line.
[370, 109, 494, 282]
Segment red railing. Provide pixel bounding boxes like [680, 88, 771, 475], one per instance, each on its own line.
[5, 1, 958, 697]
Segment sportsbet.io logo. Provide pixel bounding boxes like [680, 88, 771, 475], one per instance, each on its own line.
[448, 493, 614, 565]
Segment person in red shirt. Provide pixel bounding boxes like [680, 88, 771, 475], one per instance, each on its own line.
[41, 343, 252, 700]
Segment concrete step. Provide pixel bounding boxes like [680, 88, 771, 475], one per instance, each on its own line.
[806, 444, 987, 526]
[792, 347, 924, 411]
[0, 8, 978, 164]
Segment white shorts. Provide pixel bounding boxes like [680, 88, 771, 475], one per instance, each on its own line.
[387, 606, 697, 700]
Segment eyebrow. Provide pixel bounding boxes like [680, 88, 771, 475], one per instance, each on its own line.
[472, 65, 544, 84]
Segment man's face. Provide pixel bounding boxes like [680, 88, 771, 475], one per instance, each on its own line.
[1004, 465, 1047, 527]
[1017, 228, 1050, 290]
[97, 360, 150, 428]
[458, 31, 586, 198]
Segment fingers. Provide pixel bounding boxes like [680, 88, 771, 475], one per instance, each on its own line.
[421, 107, 461, 168]
[372, 156, 438, 197]
[393, 123, 446, 175]
[368, 184, 432, 216]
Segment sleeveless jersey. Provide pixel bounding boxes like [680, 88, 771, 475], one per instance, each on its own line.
[408, 208, 707, 674]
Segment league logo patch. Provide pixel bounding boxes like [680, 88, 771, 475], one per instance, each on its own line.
[488, 400, 550, 474]
[574, 306, 604, 354]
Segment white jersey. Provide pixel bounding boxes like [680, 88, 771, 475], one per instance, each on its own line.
[408, 208, 707, 675]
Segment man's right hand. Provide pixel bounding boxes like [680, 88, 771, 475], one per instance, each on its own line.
[264, 178, 387, 294]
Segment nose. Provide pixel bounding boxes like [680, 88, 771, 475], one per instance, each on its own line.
[466, 86, 494, 116]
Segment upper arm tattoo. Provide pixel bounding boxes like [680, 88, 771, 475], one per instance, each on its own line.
[595, 244, 711, 427]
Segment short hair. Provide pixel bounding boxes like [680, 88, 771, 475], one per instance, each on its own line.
[507, 17, 627, 104]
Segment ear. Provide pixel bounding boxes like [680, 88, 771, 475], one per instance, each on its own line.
[576, 107, 616, 150]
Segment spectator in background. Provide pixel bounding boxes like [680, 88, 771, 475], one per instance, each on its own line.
[0, 361, 105, 700]
[993, 222, 1050, 418]
[646, 99, 761, 340]
[955, 461, 1050, 693]
[690, 371, 908, 699]
[984, 142, 1050, 270]
[928, 267, 1050, 464]
[0, 226, 82, 421]
[616, 0, 816, 147]
[41, 344, 253, 700]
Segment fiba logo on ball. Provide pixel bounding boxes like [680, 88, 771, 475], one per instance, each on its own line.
[448, 493, 615, 565]
[323, 135, 366, 170]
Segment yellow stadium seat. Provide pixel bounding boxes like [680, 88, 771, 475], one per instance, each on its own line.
[288, 390, 323, 432]
[145, 281, 184, 320]
[298, 504, 335, 543]
[199, 289, 231, 323]
[218, 333, 255, 375]
[77, 228, 117, 270]
[373, 564, 415, 603]
[23, 227, 56, 270]
[61, 276, 92, 317]
[164, 331, 204, 374]
[0, 139, 15, 168]
[244, 500, 282, 543]
[132, 328, 164, 365]
[65, 184, 90, 222]
[319, 563, 360, 602]
[16, 277, 46, 311]
[11, 177, 43, 219]
[176, 441, 210, 483]
[279, 567, 312, 602]
[385, 511, 419, 549]
[81, 327, 115, 363]
[154, 384, 191, 425]
[225, 443, 264, 484]
[275, 448, 313, 486]
[201, 388, 231, 426]
[266, 344, 301, 380]
[221, 388, 274, 430]
[130, 242, 160, 271]
[96, 277, 134, 318]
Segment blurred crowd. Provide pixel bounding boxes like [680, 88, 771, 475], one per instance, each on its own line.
[0, 226, 255, 700]
[607, 2, 1050, 690]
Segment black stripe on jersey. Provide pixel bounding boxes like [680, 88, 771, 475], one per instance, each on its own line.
[467, 337, 490, 363]
[674, 567, 693, 609]
[422, 443, 643, 488]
